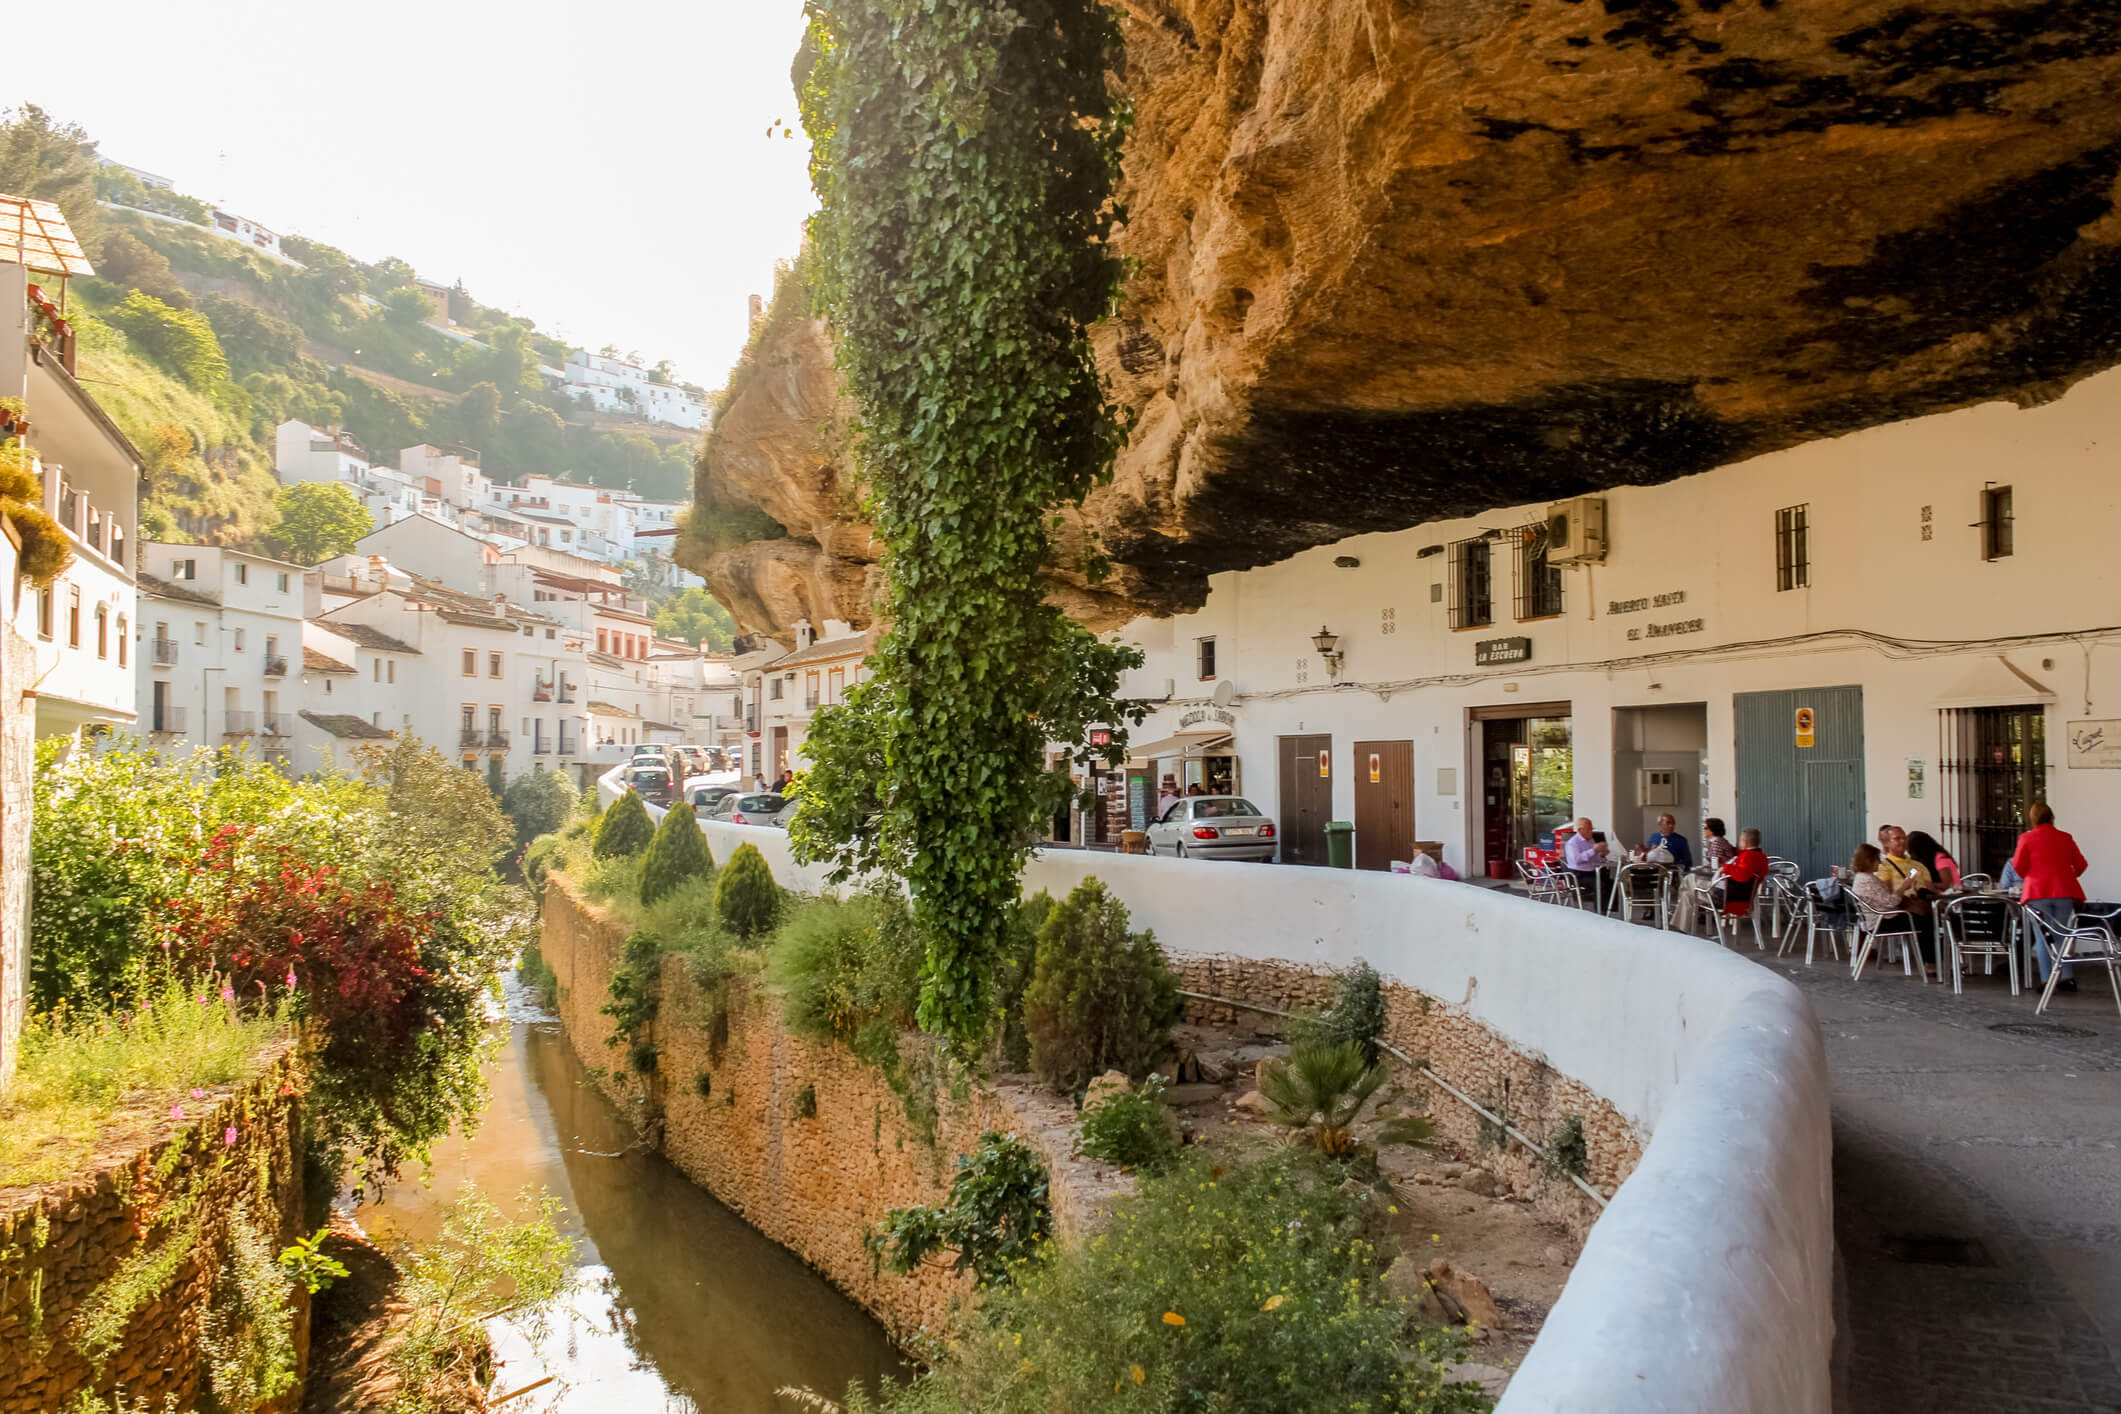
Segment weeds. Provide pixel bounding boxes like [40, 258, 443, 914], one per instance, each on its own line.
[1076, 1077, 1180, 1172]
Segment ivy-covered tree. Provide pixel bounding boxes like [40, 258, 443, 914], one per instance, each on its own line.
[792, 0, 1143, 1047]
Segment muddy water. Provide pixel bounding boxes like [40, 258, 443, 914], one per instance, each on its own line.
[361, 981, 905, 1412]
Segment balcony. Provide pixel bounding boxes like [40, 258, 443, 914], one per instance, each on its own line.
[223, 711, 258, 736]
[460, 727, 510, 751]
[532, 738, 551, 756]
[557, 737, 578, 756]
[148, 706, 186, 735]
[261, 713, 292, 738]
[263, 655, 289, 677]
[744, 709, 760, 733]
[150, 637, 179, 667]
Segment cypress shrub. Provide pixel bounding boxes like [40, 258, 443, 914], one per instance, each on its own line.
[1023, 877, 1181, 1092]
[715, 842, 784, 940]
[594, 790, 655, 858]
[639, 802, 714, 906]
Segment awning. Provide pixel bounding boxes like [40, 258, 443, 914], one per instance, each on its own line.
[1934, 655, 2055, 709]
[1128, 730, 1234, 763]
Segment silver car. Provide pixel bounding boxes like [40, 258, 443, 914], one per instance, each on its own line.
[1146, 795, 1277, 862]
[707, 791, 794, 829]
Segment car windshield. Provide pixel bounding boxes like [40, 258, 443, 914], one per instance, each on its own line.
[628, 768, 668, 783]
[1192, 797, 1261, 819]
[738, 794, 785, 812]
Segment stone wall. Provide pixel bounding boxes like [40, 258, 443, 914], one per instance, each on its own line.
[1168, 955, 1634, 1238]
[0, 1045, 310, 1412]
[540, 877, 1128, 1340]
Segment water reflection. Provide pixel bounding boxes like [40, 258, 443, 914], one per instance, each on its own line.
[363, 980, 905, 1411]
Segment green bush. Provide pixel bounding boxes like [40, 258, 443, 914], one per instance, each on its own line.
[715, 842, 784, 940]
[1292, 961, 1389, 1065]
[523, 833, 563, 900]
[772, 893, 922, 1043]
[594, 791, 655, 858]
[105, 288, 231, 389]
[501, 769, 579, 849]
[639, 801, 714, 907]
[991, 891, 1053, 1071]
[1077, 1076, 1180, 1172]
[842, 1153, 1482, 1414]
[601, 930, 663, 1059]
[1022, 878, 1180, 1093]
[871, 1131, 1051, 1287]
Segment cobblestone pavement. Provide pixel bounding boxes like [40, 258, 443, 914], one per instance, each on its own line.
[1735, 942, 2121, 1412]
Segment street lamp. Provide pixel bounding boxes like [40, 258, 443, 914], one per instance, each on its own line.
[1311, 626, 1344, 681]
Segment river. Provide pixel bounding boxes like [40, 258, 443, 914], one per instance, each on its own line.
[359, 978, 906, 1412]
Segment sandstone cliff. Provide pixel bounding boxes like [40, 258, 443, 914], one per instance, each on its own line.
[689, 0, 2121, 639]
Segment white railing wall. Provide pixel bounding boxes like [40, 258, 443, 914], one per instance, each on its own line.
[594, 768, 1834, 1412]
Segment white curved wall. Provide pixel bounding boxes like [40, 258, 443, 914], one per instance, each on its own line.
[595, 771, 1834, 1411]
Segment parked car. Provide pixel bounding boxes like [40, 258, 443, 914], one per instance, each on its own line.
[673, 745, 710, 778]
[621, 762, 674, 807]
[710, 791, 792, 828]
[1145, 796, 1277, 862]
[687, 782, 739, 814]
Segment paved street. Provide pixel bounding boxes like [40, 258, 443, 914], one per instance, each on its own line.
[1736, 943, 2121, 1411]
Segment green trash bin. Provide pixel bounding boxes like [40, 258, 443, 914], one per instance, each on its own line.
[1324, 821, 1356, 869]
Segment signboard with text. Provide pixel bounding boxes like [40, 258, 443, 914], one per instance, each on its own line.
[1474, 636, 1532, 666]
[2068, 719, 2121, 769]
[1795, 707, 1816, 749]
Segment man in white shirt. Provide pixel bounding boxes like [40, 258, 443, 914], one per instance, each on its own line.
[1563, 817, 1610, 909]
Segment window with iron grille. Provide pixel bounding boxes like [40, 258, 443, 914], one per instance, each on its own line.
[1979, 484, 2013, 561]
[1938, 705, 2045, 879]
[1775, 504, 1809, 591]
[1197, 637, 1217, 680]
[1447, 538, 1493, 629]
[1512, 524, 1563, 620]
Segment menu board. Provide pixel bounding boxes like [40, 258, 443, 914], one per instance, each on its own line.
[1128, 774, 1150, 831]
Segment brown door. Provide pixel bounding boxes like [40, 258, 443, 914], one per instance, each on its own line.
[1353, 740, 1415, 871]
[1277, 734, 1333, 866]
[771, 726, 789, 776]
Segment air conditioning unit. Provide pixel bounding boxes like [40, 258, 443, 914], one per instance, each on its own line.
[1546, 496, 1609, 565]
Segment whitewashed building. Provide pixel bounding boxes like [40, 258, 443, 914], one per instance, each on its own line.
[136, 546, 318, 767]
[560, 350, 708, 430]
[738, 620, 875, 783]
[1096, 368, 2121, 893]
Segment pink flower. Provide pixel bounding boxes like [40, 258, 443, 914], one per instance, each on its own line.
[220, 985, 235, 1002]
[285, 968, 298, 988]
[191, 1088, 205, 1099]
[223, 1126, 237, 1146]
[169, 1104, 183, 1121]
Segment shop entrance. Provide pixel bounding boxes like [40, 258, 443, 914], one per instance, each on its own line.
[1611, 704, 1708, 852]
[1276, 734, 1333, 866]
[1473, 703, 1573, 876]
[1939, 705, 2048, 879]
[1734, 685, 1865, 879]
[1352, 740, 1415, 871]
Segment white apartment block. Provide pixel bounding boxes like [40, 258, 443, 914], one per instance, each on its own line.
[560, 350, 707, 430]
[738, 621, 875, 783]
[401, 444, 490, 512]
[273, 421, 446, 530]
[136, 546, 320, 768]
[209, 209, 281, 259]
[3, 241, 139, 737]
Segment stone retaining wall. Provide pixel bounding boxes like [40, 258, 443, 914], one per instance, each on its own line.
[1169, 955, 1634, 1237]
[540, 877, 1128, 1340]
[0, 1045, 310, 1412]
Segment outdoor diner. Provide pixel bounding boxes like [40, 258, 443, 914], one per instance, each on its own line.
[1512, 802, 2117, 1015]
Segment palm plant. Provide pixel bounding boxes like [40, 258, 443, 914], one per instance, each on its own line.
[1257, 1041, 1386, 1157]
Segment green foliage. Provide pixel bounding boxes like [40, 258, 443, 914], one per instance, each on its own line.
[0, 975, 286, 1187]
[0, 105, 106, 250]
[842, 1154, 1482, 1414]
[276, 1228, 350, 1295]
[1545, 1114, 1589, 1181]
[199, 1210, 301, 1412]
[602, 930, 664, 1061]
[1291, 962, 1390, 1065]
[639, 801, 714, 907]
[515, 939, 559, 1011]
[1022, 879, 1180, 1093]
[1259, 1043, 1387, 1159]
[790, 0, 1145, 1048]
[772, 892, 923, 1044]
[105, 289, 232, 390]
[715, 842, 784, 940]
[503, 770, 580, 850]
[270, 479, 373, 563]
[594, 790, 655, 858]
[872, 1131, 1051, 1287]
[794, 1082, 818, 1120]
[1077, 1076, 1180, 1173]
[653, 585, 737, 650]
[389, 1187, 571, 1414]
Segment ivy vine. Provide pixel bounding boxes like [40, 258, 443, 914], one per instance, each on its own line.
[791, 0, 1144, 1048]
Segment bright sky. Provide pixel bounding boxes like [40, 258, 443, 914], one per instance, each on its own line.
[16, 0, 818, 391]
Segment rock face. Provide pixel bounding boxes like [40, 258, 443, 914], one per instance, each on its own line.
[691, 0, 2121, 635]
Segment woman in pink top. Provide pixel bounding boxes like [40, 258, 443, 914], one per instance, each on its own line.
[2012, 802, 2088, 990]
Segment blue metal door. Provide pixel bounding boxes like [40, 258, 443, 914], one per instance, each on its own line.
[1734, 685, 1866, 879]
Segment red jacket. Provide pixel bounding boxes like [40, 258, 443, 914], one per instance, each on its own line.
[2011, 824, 2087, 903]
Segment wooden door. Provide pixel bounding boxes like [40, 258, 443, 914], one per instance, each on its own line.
[1277, 734, 1333, 866]
[1353, 740, 1415, 871]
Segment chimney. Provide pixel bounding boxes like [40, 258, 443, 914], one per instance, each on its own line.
[367, 554, 386, 588]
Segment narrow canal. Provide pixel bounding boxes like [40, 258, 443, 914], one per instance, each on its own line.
[361, 978, 905, 1411]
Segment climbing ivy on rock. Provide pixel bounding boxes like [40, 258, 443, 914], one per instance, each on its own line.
[793, 0, 1143, 1047]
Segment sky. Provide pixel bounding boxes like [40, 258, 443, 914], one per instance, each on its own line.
[16, 0, 818, 391]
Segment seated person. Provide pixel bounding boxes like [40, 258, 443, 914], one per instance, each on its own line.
[1878, 825, 1936, 898]
[1715, 829, 1773, 914]
[1907, 830, 1961, 890]
[1642, 812, 1694, 871]
[1861, 836, 1938, 968]
[1703, 817, 1737, 870]
[1562, 817, 1612, 907]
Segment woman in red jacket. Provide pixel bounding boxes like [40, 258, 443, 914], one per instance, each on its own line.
[2013, 802, 2089, 992]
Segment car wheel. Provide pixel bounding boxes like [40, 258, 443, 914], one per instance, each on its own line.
[1175, 844, 1187, 861]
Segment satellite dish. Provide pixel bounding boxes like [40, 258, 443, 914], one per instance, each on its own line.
[1210, 679, 1237, 709]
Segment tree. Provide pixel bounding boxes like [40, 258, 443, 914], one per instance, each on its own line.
[380, 286, 433, 326]
[141, 423, 196, 496]
[1021, 878, 1179, 1092]
[500, 769, 579, 849]
[595, 791, 655, 858]
[200, 294, 304, 375]
[96, 231, 191, 307]
[639, 801, 713, 906]
[105, 289, 230, 390]
[653, 587, 735, 651]
[0, 105, 106, 252]
[363, 255, 419, 295]
[272, 481, 373, 563]
[456, 380, 501, 441]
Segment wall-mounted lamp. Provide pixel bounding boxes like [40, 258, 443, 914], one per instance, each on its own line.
[1415, 544, 1445, 559]
[1311, 626, 1344, 680]
[1333, 555, 1361, 568]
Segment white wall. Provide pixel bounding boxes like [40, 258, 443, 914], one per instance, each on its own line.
[595, 762, 1835, 1412]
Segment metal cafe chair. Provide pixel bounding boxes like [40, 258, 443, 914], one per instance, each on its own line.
[1775, 878, 1847, 965]
[1959, 873, 1996, 894]
[1703, 868, 1767, 949]
[1611, 863, 1669, 928]
[2032, 906, 2121, 1017]
[1851, 895, 1925, 982]
[1939, 893, 2019, 997]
